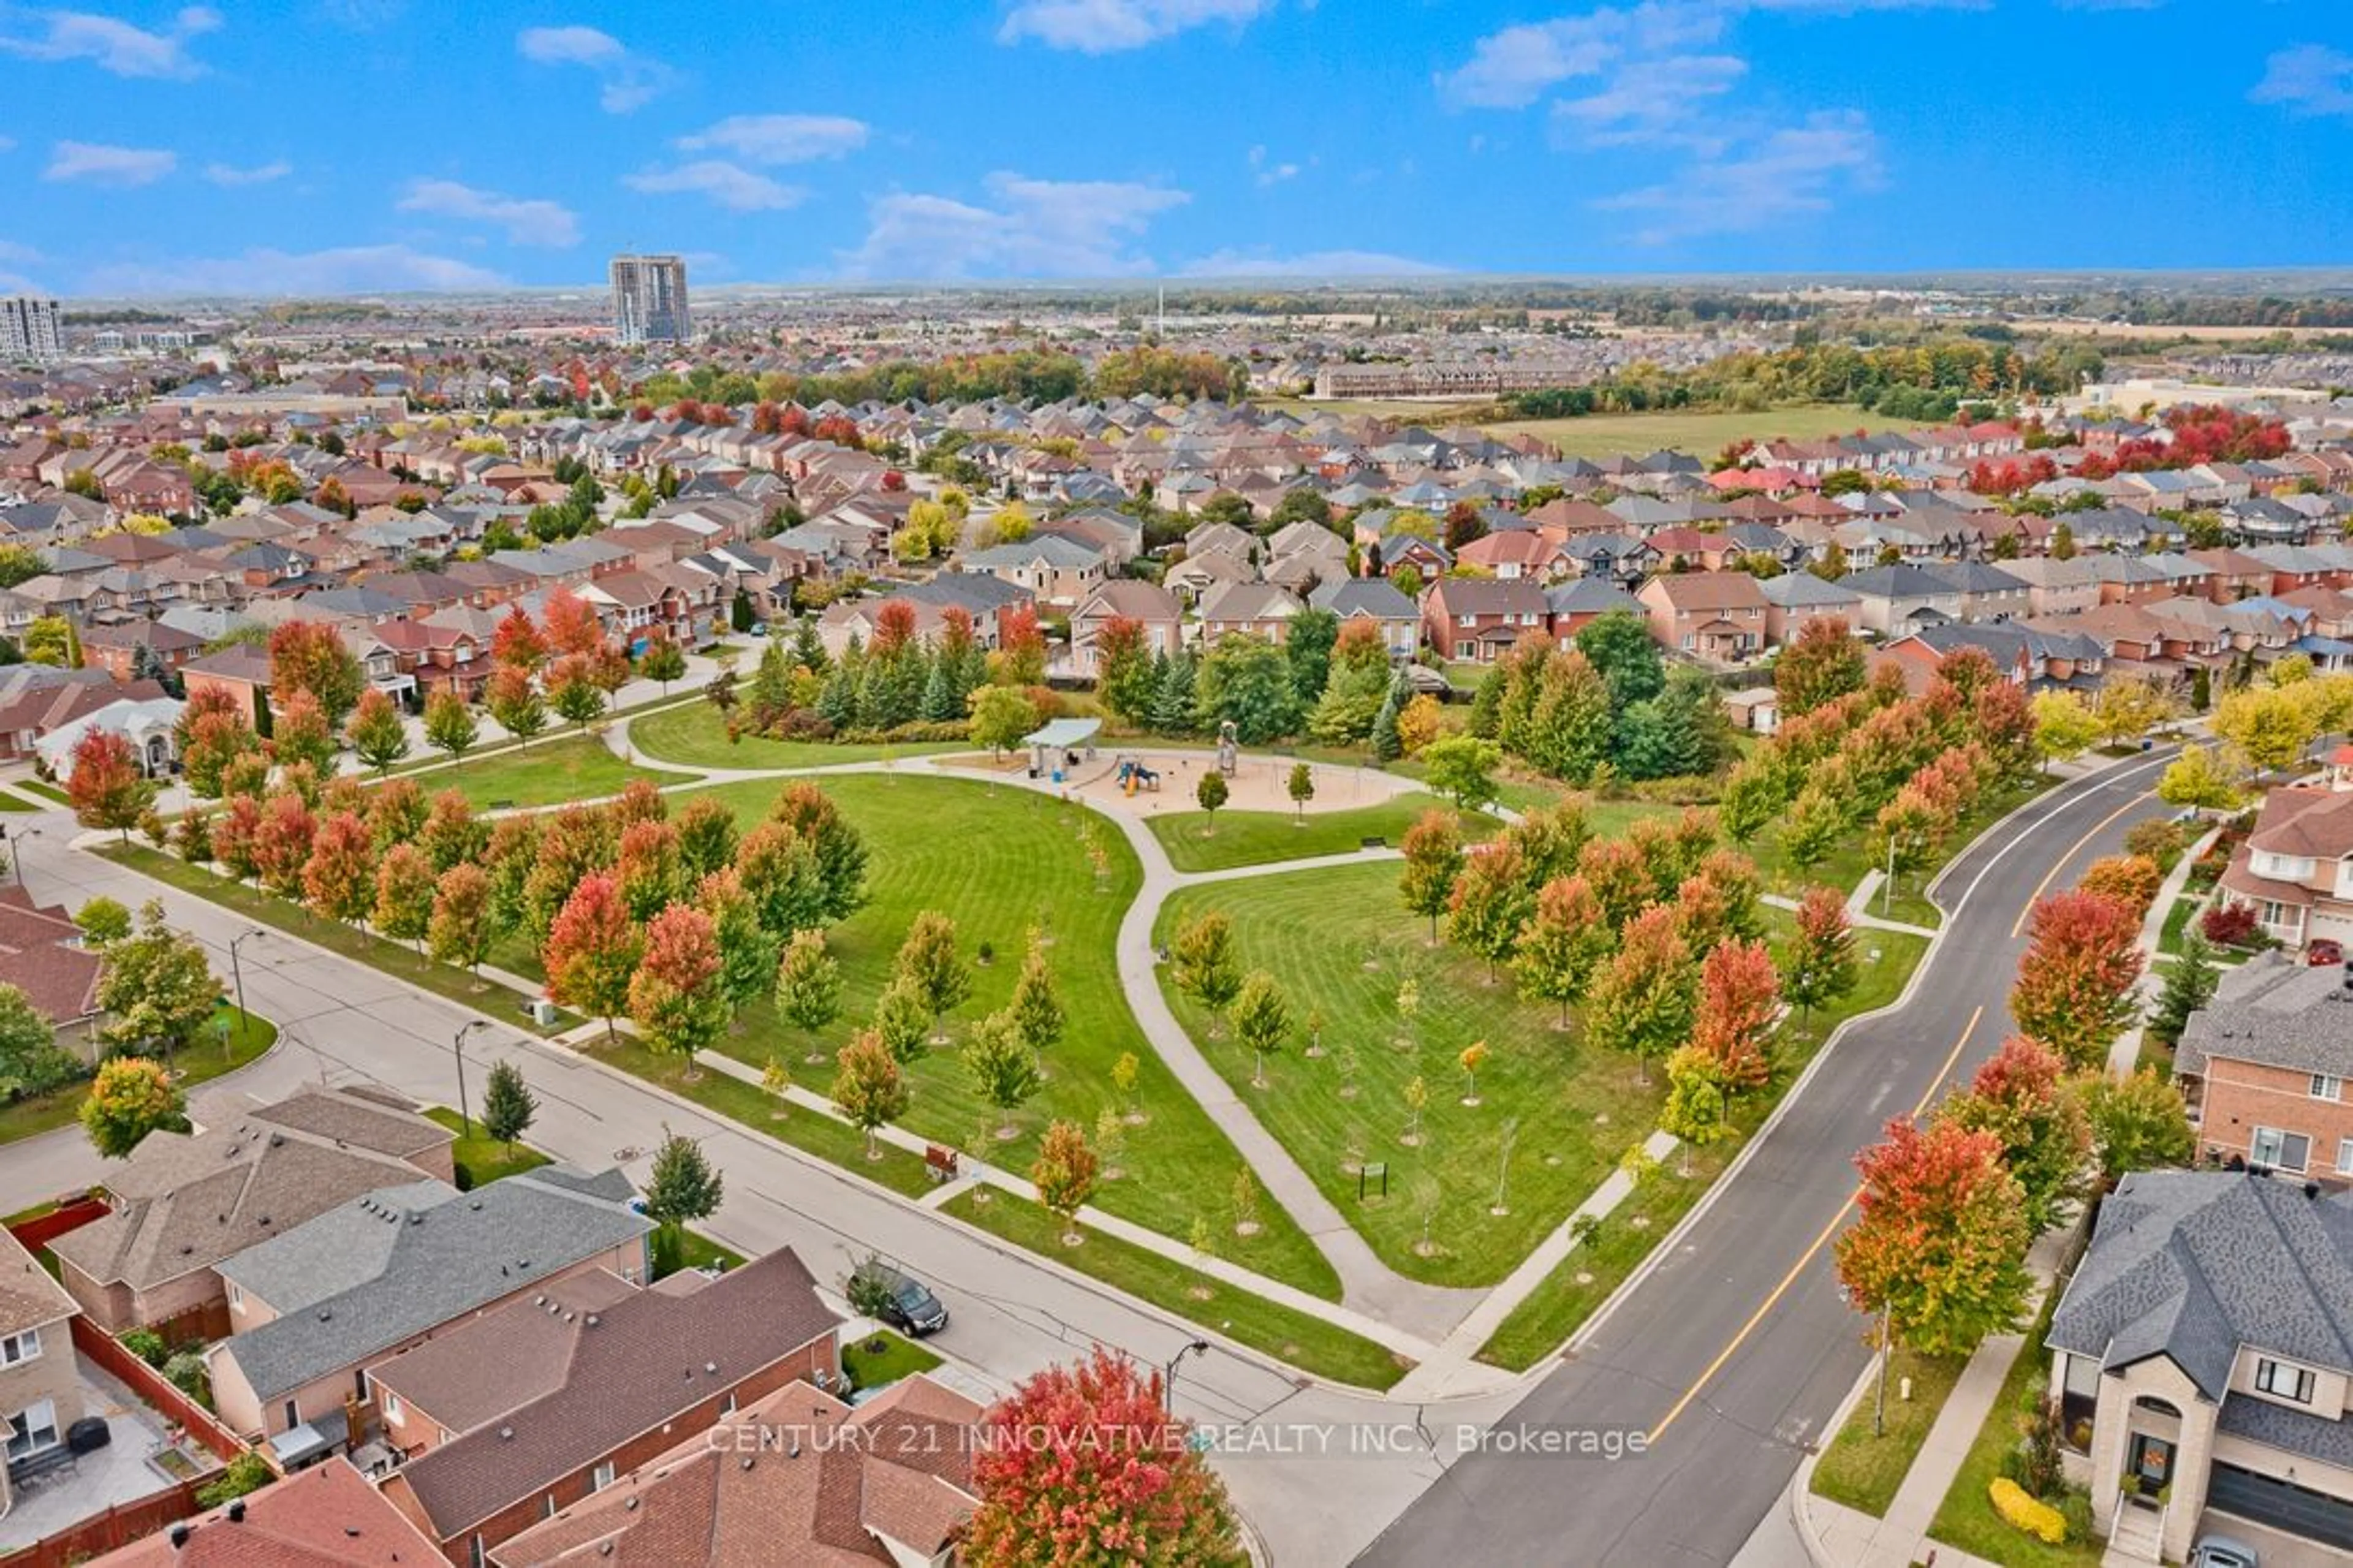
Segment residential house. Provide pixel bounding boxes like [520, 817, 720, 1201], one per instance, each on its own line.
[2215, 781, 2353, 950]
[1637, 570, 1770, 662]
[205, 1168, 651, 1450]
[1454, 530, 1572, 582]
[36, 695, 184, 780]
[1069, 580, 1183, 678]
[53, 1087, 457, 1338]
[377, 1249, 839, 1566]
[1544, 578, 1646, 640]
[2047, 1169, 2353, 1562]
[1933, 559, 2032, 622]
[1420, 578, 1548, 663]
[1838, 563, 1966, 638]
[1310, 577, 1422, 660]
[2175, 955, 2353, 1179]
[1757, 573, 1863, 648]
[490, 1371, 985, 1568]
[86, 1456, 444, 1567]
[0, 668, 165, 765]
[0, 885, 103, 1059]
[1999, 556, 2104, 619]
[177, 645, 274, 729]
[960, 535, 1107, 608]
[0, 1226, 83, 1513]
[77, 619, 203, 684]
[1196, 581, 1303, 645]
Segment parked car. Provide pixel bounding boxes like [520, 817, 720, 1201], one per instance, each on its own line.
[2309, 938, 2344, 968]
[2188, 1535, 2259, 1568]
[852, 1261, 950, 1336]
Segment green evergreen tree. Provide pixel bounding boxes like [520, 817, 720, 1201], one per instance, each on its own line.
[790, 618, 827, 674]
[1150, 651, 1198, 734]
[1370, 673, 1406, 762]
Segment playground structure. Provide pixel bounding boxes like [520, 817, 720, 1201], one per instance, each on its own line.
[1056, 747, 1425, 820]
[1115, 757, 1162, 795]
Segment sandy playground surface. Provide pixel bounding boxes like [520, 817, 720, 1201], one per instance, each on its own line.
[943, 748, 1422, 819]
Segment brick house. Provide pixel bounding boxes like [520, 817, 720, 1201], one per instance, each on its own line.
[377, 1248, 839, 1566]
[54, 1088, 456, 1339]
[1757, 574, 1863, 648]
[1070, 579, 1183, 678]
[205, 1169, 651, 1450]
[2176, 954, 2353, 1179]
[1637, 570, 1768, 661]
[2215, 782, 2353, 951]
[77, 619, 205, 683]
[1420, 577, 1548, 662]
[0, 885, 104, 1060]
[0, 1226, 85, 1512]
[177, 645, 274, 730]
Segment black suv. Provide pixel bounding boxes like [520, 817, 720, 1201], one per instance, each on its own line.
[855, 1262, 950, 1336]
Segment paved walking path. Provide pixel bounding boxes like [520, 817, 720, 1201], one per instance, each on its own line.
[1764, 888, 1938, 940]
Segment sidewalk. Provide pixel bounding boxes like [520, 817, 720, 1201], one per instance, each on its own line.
[1792, 1227, 2070, 1568]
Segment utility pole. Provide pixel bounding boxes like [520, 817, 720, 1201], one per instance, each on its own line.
[227, 929, 262, 1040]
[452, 1020, 490, 1136]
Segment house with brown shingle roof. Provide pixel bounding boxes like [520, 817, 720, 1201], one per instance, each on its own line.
[2217, 776, 2353, 950]
[0, 1226, 86, 1516]
[52, 1087, 455, 1339]
[0, 884, 103, 1056]
[489, 1369, 984, 1568]
[379, 1248, 839, 1566]
[1637, 570, 1769, 662]
[86, 1454, 442, 1567]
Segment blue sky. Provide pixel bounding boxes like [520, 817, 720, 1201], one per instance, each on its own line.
[6, 0, 2352, 297]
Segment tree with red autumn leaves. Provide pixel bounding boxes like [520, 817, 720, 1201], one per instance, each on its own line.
[1773, 616, 1866, 718]
[2009, 888, 2143, 1070]
[962, 1346, 1247, 1568]
[628, 903, 726, 1064]
[1692, 939, 1780, 1091]
[66, 728, 154, 843]
[1936, 1036, 2090, 1233]
[1781, 884, 1857, 1023]
[541, 587, 605, 661]
[994, 603, 1047, 687]
[1582, 904, 1696, 1080]
[1835, 1115, 2031, 1358]
[544, 872, 642, 1043]
[302, 811, 376, 925]
[268, 619, 365, 725]
[250, 792, 318, 898]
[491, 604, 547, 671]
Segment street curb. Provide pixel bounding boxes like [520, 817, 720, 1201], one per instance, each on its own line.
[1784, 1356, 1882, 1568]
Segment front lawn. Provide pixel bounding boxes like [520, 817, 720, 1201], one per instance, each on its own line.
[1810, 1347, 1969, 1517]
[680, 775, 1341, 1302]
[0, 792, 39, 812]
[392, 735, 677, 810]
[16, 780, 67, 805]
[652, 1224, 748, 1280]
[421, 1105, 551, 1189]
[0, 1004, 276, 1147]
[1146, 793, 1491, 873]
[841, 1328, 942, 1392]
[1928, 1297, 2101, 1568]
[942, 1189, 1408, 1390]
[628, 703, 962, 772]
[1156, 857, 1672, 1287]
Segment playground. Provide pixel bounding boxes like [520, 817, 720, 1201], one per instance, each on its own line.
[1074, 748, 1415, 819]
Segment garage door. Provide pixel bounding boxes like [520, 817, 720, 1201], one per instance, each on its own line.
[2208, 1461, 2353, 1551]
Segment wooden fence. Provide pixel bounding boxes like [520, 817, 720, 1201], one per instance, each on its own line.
[0, 1480, 203, 1568]
[69, 1318, 243, 1464]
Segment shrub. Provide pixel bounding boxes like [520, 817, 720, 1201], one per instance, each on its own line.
[119, 1328, 167, 1368]
[2078, 854, 2164, 917]
[195, 1450, 272, 1509]
[2200, 900, 2263, 949]
[162, 1351, 211, 1406]
[835, 720, 970, 745]
[2123, 817, 2185, 868]
[1989, 1477, 2067, 1545]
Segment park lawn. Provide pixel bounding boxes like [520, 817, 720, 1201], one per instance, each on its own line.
[1928, 1297, 2102, 1568]
[15, 780, 67, 805]
[1809, 1348, 1970, 1517]
[1154, 857, 1669, 1288]
[1747, 776, 2045, 928]
[0, 1004, 277, 1147]
[1146, 793, 1492, 873]
[98, 846, 576, 1038]
[1479, 404, 1919, 461]
[840, 1328, 942, 1392]
[942, 1189, 1409, 1391]
[586, 1030, 935, 1200]
[1475, 925, 1928, 1369]
[628, 703, 963, 772]
[677, 775, 1342, 1303]
[421, 1106, 551, 1190]
[393, 735, 676, 810]
[0, 792, 40, 812]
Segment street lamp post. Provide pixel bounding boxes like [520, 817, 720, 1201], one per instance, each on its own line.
[226, 929, 263, 1040]
[452, 1020, 490, 1137]
[1163, 1338, 1210, 1412]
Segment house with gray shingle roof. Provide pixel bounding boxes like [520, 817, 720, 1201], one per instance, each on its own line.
[2047, 1168, 2353, 1560]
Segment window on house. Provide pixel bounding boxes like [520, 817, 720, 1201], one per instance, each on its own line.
[6, 1399, 56, 1460]
[2338, 1138, 2353, 1176]
[2316, 1075, 2344, 1103]
[2257, 1358, 2316, 1403]
[0, 1330, 39, 1366]
[593, 1460, 616, 1491]
[2252, 1126, 2312, 1173]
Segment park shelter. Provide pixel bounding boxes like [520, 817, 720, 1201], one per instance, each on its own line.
[1023, 717, 1102, 779]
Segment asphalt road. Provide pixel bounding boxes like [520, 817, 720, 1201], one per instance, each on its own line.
[1357, 747, 2181, 1568]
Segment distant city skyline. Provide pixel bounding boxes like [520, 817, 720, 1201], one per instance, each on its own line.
[5, 1, 2351, 298]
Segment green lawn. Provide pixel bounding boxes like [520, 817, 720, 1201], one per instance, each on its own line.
[653, 1225, 748, 1281]
[1474, 925, 1928, 1368]
[1810, 1348, 1970, 1517]
[1147, 794, 1491, 874]
[99, 845, 575, 1037]
[672, 775, 1341, 1301]
[628, 703, 963, 772]
[841, 1328, 943, 1393]
[0, 1005, 278, 1146]
[1156, 857, 1680, 1288]
[420, 1105, 551, 1190]
[393, 735, 676, 810]
[1483, 404, 1921, 461]
[1928, 1297, 2102, 1567]
[15, 780, 67, 805]
[1746, 778, 2045, 928]
[943, 1189, 1408, 1390]
[0, 792, 40, 812]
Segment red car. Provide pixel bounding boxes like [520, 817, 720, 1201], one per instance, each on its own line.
[2309, 939, 2344, 968]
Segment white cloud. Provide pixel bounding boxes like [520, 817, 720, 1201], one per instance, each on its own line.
[1594, 108, 1881, 242]
[515, 23, 671, 112]
[2252, 44, 2353, 119]
[80, 244, 506, 297]
[623, 161, 803, 212]
[1181, 248, 1449, 278]
[397, 178, 580, 246]
[0, 4, 219, 78]
[675, 114, 868, 164]
[203, 158, 291, 186]
[44, 140, 175, 185]
[1553, 53, 1748, 147]
[999, 0, 1267, 53]
[841, 172, 1189, 279]
[1246, 145, 1303, 186]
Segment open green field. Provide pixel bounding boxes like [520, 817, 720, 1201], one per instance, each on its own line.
[627, 703, 963, 773]
[1146, 793, 1491, 874]
[0, 1005, 277, 1147]
[1811, 1347, 1969, 1517]
[943, 1189, 1408, 1390]
[672, 775, 1342, 1301]
[1482, 404, 1920, 461]
[1472, 925, 1927, 1368]
[1155, 857, 1665, 1287]
[1745, 777, 2044, 929]
[404, 735, 676, 810]
[422, 1105, 551, 1191]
